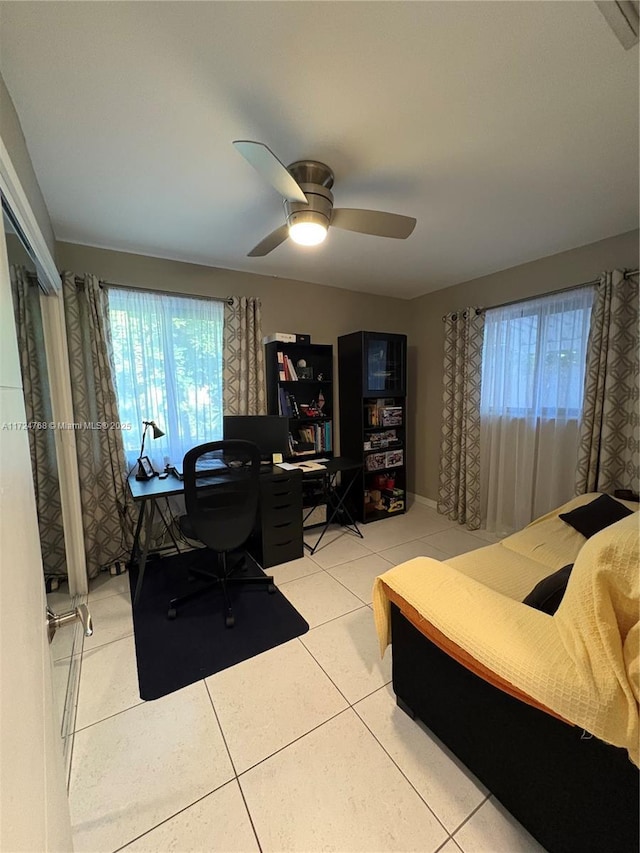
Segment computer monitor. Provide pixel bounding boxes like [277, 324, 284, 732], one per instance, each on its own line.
[223, 415, 289, 462]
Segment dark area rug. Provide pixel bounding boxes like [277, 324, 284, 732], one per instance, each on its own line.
[128, 549, 309, 700]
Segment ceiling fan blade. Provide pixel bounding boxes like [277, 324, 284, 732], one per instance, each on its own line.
[247, 224, 289, 257]
[233, 140, 308, 204]
[331, 208, 416, 239]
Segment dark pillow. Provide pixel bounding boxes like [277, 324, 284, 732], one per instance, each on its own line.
[558, 494, 633, 539]
[523, 564, 574, 615]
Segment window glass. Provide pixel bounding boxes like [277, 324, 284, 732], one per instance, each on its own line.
[481, 287, 595, 418]
[108, 288, 224, 470]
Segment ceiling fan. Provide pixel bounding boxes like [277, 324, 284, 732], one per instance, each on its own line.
[233, 140, 417, 257]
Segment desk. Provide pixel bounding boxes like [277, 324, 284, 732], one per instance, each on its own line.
[301, 457, 363, 555]
[128, 466, 303, 606]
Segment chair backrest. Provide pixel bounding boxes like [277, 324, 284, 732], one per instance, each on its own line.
[182, 440, 261, 553]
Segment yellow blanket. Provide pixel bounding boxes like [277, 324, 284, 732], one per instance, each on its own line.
[372, 512, 640, 765]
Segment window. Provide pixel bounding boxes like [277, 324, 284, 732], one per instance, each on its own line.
[108, 288, 224, 470]
[479, 285, 596, 535]
[481, 287, 595, 419]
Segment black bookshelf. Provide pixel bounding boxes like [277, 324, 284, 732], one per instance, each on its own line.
[338, 331, 407, 523]
[264, 341, 334, 460]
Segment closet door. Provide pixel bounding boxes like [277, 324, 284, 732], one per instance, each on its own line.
[0, 200, 73, 851]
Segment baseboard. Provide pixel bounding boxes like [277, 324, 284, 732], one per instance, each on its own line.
[408, 492, 437, 510]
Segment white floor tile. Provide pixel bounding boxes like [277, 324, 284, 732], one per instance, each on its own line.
[355, 684, 487, 832]
[326, 552, 395, 603]
[89, 570, 131, 602]
[279, 571, 363, 628]
[439, 840, 464, 853]
[420, 528, 486, 559]
[379, 538, 450, 566]
[240, 709, 448, 852]
[75, 635, 142, 731]
[121, 781, 259, 852]
[301, 607, 392, 703]
[303, 529, 374, 568]
[69, 681, 233, 853]
[454, 797, 546, 852]
[303, 524, 346, 549]
[83, 590, 134, 651]
[205, 639, 348, 773]
[359, 506, 453, 551]
[267, 553, 322, 585]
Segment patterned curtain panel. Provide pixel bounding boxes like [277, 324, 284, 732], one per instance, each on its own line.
[437, 308, 485, 529]
[62, 272, 132, 578]
[575, 270, 640, 494]
[10, 265, 67, 578]
[223, 296, 266, 415]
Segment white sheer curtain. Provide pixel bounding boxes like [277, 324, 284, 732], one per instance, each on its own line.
[108, 288, 224, 472]
[480, 286, 595, 536]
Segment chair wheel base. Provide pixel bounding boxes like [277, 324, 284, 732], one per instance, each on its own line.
[167, 607, 177, 620]
[225, 614, 235, 628]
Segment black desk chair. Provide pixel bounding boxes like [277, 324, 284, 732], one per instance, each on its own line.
[168, 440, 275, 627]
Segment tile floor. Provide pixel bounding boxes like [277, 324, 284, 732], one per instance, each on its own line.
[67, 501, 545, 853]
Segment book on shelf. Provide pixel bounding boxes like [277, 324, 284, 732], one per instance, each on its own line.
[296, 420, 332, 453]
[285, 355, 298, 380]
[278, 388, 301, 418]
[277, 350, 286, 381]
[365, 399, 403, 427]
[287, 433, 316, 457]
[278, 386, 289, 416]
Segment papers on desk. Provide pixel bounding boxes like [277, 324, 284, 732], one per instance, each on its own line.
[276, 460, 326, 472]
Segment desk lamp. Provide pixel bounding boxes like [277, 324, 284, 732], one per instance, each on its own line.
[136, 420, 165, 481]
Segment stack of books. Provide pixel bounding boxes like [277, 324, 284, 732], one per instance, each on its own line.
[297, 421, 332, 453]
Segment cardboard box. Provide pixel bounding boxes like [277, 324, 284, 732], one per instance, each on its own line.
[365, 452, 387, 471]
[264, 333, 296, 343]
[380, 406, 403, 426]
[264, 333, 311, 344]
[385, 449, 404, 468]
[382, 488, 405, 513]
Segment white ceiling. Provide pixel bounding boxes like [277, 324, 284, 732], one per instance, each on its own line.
[0, 1, 637, 299]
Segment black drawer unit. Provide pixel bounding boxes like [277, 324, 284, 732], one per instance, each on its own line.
[250, 469, 304, 568]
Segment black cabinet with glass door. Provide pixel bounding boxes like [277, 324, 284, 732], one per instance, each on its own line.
[338, 331, 407, 523]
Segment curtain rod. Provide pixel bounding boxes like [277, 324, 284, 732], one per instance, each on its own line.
[72, 275, 233, 305]
[442, 268, 638, 321]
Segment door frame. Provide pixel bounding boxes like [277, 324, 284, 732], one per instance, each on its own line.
[0, 136, 87, 595]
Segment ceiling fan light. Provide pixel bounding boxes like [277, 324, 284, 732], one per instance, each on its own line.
[288, 220, 327, 247]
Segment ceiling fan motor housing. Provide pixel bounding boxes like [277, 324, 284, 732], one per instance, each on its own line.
[284, 160, 335, 230]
